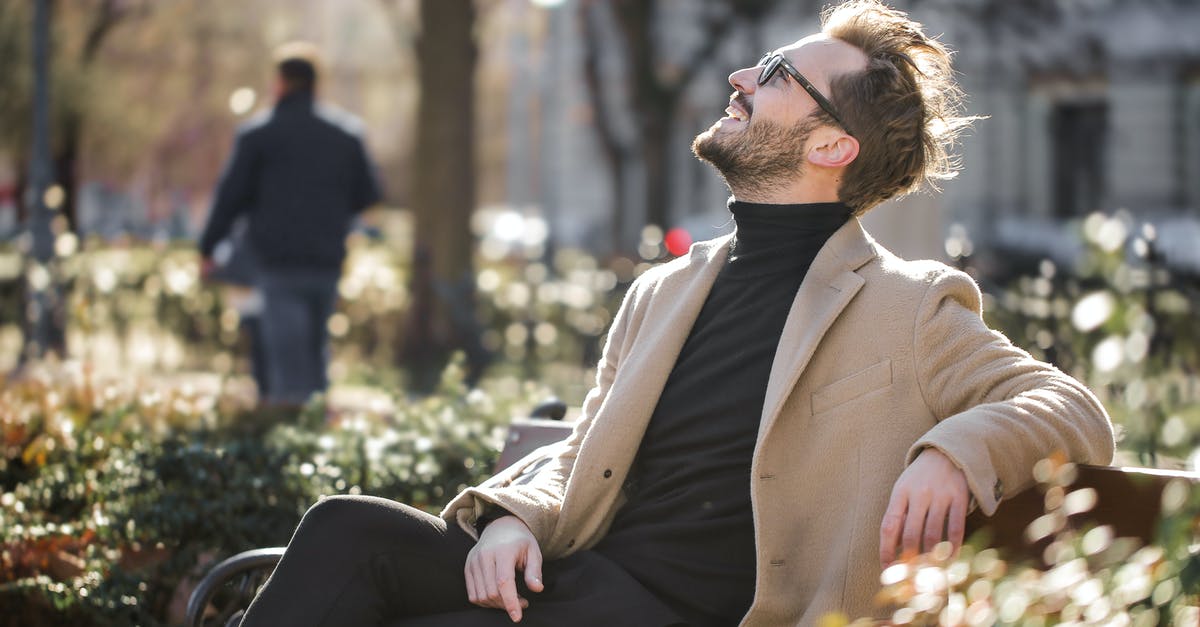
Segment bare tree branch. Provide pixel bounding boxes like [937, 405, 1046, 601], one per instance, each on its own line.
[580, 0, 634, 253]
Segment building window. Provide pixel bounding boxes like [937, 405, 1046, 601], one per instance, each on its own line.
[1052, 102, 1108, 218]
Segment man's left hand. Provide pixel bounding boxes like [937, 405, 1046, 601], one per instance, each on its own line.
[879, 448, 969, 566]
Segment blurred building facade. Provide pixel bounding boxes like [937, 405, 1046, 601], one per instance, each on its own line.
[941, 0, 1200, 275]
[9, 0, 1195, 277]
[522, 0, 1200, 274]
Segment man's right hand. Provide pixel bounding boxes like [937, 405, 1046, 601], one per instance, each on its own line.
[199, 256, 217, 282]
[464, 515, 545, 623]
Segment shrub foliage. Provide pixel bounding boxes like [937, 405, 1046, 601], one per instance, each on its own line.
[0, 358, 532, 626]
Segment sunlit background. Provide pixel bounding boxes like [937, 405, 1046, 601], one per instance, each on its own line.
[1, 0, 1196, 445]
[1, 0, 1199, 625]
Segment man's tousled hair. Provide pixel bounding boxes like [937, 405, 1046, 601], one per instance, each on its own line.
[820, 0, 974, 215]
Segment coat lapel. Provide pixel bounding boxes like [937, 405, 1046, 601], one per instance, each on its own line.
[758, 219, 877, 444]
[550, 235, 731, 547]
[596, 235, 731, 438]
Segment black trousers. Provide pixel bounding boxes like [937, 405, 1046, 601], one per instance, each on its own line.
[239, 496, 685, 627]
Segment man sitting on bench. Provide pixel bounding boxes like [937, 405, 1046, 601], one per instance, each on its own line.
[238, 1, 1114, 625]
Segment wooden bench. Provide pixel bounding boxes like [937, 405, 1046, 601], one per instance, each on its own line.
[185, 411, 1197, 626]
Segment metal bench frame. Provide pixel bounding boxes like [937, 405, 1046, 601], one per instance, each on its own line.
[185, 548, 286, 627]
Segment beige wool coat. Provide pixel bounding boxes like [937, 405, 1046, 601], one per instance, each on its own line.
[442, 218, 1115, 626]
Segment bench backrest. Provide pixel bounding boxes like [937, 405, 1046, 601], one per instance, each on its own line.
[965, 464, 1198, 561]
[496, 418, 573, 473]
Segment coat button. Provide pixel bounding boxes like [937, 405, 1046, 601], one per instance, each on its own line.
[603, 469, 612, 478]
[567, 539, 576, 548]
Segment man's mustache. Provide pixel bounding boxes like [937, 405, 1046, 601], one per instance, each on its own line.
[731, 94, 753, 118]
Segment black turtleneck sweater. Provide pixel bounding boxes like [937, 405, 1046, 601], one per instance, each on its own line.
[594, 200, 851, 626]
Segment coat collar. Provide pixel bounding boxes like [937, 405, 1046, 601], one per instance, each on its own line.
[688, 216, 875, 270]
[688, 232, 735, 266]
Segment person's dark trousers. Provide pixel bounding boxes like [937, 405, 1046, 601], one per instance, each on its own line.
[238, 496, 686, 627]
[239, 315, 269, 399]
[258, 269, 340, 406]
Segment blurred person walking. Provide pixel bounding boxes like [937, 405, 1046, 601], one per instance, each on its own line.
[199, 42, 382, 406]
[205, 217, 270, 398]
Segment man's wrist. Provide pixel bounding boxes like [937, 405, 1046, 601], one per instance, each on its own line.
[474, 509, 514, 536]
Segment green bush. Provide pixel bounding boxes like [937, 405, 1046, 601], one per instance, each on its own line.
[0, 357, 539, 626]
[979, 212, 1200, 466]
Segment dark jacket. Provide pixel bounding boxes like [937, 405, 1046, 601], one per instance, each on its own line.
[199, 91, 382, 272]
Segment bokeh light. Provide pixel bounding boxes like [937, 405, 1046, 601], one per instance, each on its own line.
[229, 87, 257, 115]
[664, 228, 692, 257]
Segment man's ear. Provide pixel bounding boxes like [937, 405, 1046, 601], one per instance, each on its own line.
[807, 132, 859, 169]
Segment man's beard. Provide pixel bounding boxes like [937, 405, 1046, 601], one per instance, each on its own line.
[692, 116, 818, 197]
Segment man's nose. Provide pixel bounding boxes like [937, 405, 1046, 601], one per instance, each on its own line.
[728, 66, 758, 94]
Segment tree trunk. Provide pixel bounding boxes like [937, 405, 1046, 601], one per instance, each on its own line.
[403, 0, 487, 391]
[586, 0, 770, 250]
[580, 0, 631, 256]
[58, 0, 129, 234]
[22, 0, 65, 364]
[641, 115, 671, 231]
[54, 111, 80, 232]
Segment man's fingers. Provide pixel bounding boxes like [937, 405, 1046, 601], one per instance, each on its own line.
[498, 575, 523, 622]
[879, 493, 908, 565]
[882, 450, 973, 563]
[492, 549, 523, 620]
[481, 554, 500, 604]
[465, 557, 482, 604]
[472, 560, 493, 606]
[901, 491, 930, 560]
[947, 493, 968, 550]
[524, 545, 544, 593]
[923, 497, 950, 553]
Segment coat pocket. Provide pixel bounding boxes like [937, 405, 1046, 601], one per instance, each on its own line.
[811, 358, 893, 415]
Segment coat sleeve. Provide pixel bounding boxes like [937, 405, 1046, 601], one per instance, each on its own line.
[199, 131, 260, 258]
[906, 268, 1115, 515]
[350, 135, 383, 213]
[440, 279, 640, 543]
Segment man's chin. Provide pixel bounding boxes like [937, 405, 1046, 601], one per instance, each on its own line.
[692, 134, 732, 175]
[691, 130, 718, 162]
[693, 121, 735, 153]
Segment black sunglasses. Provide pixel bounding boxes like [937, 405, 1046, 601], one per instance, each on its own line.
[757, 53, 853, 136]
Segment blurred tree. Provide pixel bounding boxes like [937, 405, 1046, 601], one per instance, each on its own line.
[579, 0, 785, 254]
[23, 0, 61, 365]
[381, 0, 489, 391]
[0, 0, 153, 233]
[1, 0, 269, 362]
[1, 0, 144, 362]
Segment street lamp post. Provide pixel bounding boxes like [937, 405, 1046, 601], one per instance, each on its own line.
[24, 0, 62, 362]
